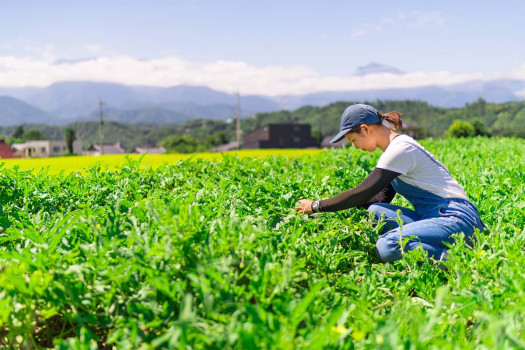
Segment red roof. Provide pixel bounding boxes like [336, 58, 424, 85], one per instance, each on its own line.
[0, 140, 19, 159]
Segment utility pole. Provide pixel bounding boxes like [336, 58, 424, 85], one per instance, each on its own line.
[236, 92, 241, 149]
[99, 100, 104, 155]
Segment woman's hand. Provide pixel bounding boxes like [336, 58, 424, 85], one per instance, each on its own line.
[295, 199, 313, 214]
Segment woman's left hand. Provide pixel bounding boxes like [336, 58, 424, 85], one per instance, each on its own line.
[295, 199, 313, 214]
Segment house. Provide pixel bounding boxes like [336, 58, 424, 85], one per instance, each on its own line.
[208, 141, 239, 152]
[0, 140, 19, 158]
[84, 142, 126, 156]
[242, 124, 318, 149]
[400, 122, 424, 139]
[133, 145, 167, 154]
[12, 140, 82, 158]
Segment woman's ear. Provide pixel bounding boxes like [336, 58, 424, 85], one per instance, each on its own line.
[360, 124, 369, 135]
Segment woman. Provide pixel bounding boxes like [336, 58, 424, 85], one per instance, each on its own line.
[295, 104, 484, 263]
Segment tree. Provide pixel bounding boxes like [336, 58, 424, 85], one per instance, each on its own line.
[13, 126, 24, 139]
[64, 128, 76, 154]
[22, 129, 44, 141]
[445, 120, 475, 138]
[159, 135, 200, 153]
[471, 118, 491, 137]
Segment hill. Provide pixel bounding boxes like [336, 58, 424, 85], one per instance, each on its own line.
[0, 96, 54, 125]
[1, 100, 523, 152]
[0, 75, 524, 126]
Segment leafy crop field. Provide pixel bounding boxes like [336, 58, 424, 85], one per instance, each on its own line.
[0, 138, 523, 349]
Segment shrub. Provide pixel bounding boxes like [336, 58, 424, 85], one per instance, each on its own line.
[446, 120, 475, 138]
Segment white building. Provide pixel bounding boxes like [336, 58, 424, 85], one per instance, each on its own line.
[133, 145, 166, 154]
[12, 140, 83, 158]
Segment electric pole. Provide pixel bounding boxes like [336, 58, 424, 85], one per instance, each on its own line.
[99, 100, 104, 155]
[236, 92, 241, 150]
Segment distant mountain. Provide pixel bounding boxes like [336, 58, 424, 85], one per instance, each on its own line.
[0, 96, 53, 125]
[80, 107, 191, 124]
[354, 63, 404, 76]
[0, 82, 281, 123]
[0, 67, 524, 126]
[285, 79, 525, 109]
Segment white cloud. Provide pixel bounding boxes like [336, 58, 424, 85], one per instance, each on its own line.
[0, 55, 518, 96]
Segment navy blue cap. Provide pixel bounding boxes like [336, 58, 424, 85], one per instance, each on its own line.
[330, 104, 380, 143]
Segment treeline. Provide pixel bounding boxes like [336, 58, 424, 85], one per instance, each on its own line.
[1, 99, 523, 153]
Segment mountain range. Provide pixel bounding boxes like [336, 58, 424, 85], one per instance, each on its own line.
[0, 63, 524, 126]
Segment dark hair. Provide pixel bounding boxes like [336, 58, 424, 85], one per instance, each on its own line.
[348, 111, 403, 133]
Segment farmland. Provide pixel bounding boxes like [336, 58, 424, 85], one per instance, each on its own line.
[0, 137, 523, 349]
[0, 149, 322, 175]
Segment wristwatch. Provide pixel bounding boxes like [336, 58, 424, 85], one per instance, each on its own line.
[311, 200, 321, 213]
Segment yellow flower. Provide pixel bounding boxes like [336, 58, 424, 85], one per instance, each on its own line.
[376, 334, 384, 344]
[351, 330, 366, 341]
[331, 325, 348, 335]
[480, 250, 487, 256]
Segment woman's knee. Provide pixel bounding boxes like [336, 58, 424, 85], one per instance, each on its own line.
[375, 235, 402, 263]
[367, 203, 388, 217]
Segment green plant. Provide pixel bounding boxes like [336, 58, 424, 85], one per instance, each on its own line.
[0, 137, 522, 348]
[446, 120, 476, 138]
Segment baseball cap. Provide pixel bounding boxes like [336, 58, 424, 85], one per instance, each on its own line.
[330, 104, 380, 143]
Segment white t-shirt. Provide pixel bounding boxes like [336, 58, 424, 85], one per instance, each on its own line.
[376, 135, 469, 201]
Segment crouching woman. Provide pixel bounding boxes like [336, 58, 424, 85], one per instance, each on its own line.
[295, 104, 484, 263]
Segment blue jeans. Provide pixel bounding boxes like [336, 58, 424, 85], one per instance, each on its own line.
[368, 199, 484, 263]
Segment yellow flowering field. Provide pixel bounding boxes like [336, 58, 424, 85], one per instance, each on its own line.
[0, 149, 322, 174]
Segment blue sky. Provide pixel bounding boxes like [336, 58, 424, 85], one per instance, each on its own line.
[0, 0, 524, 94]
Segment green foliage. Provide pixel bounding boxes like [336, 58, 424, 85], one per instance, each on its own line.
[22, 129, 45, 141]
[1, 100, 522, 154]
[160, 132, 228, 153]
[446, 120, 476, 138]
[472, 118, 491, 137]
[12, 126, 24, 139]
[0, 138, 522, 348]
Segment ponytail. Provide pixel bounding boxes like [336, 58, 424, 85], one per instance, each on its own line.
[378, 111, 403, 130]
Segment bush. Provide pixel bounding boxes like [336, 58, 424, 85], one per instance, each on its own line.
[472, 118, 491, 137]
[446, 120, 475, 138]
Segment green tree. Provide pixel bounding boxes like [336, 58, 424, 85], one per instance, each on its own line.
[64, 128, 76, 154]
[446, 120, 476, 138]
[159, 135, 200, 153]
[22, 129, 44, 141]
[12, 126, 24, 139]
[472, 118, 491, 137]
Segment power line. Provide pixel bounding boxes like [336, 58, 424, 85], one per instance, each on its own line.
[99, 100, 104, 155]
[236, 92, 241, 150]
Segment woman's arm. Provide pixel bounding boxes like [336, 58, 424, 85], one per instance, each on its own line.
[318, 168, 400, 212]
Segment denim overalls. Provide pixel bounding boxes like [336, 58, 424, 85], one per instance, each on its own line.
[369, 166, 484, 263]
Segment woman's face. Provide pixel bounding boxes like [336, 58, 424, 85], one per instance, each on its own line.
[345, 126, 378, 152]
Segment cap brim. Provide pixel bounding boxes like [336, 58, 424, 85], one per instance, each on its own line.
[330, 129, 351, 143]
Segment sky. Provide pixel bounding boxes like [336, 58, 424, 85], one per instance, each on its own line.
[0, 0, 524, 95]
